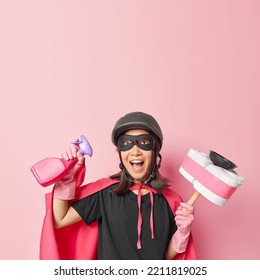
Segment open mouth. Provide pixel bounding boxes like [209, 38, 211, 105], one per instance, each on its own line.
[130, 160, 144, 170]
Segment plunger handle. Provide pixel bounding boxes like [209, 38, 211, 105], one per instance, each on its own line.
[187, 191, 201, 206]
[182, 191, 201, 211]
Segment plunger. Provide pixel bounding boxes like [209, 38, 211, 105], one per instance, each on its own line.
[179, 149, 244, 207]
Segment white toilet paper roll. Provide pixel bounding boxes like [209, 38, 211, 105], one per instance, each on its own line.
[179, 148, 211, 183]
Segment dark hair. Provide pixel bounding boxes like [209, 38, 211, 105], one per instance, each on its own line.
[110, 146, 170, 194]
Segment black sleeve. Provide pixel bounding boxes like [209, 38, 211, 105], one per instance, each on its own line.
[72, 191, 102, 225]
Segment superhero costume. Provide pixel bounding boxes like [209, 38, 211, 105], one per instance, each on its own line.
[39, 178, 196, 260]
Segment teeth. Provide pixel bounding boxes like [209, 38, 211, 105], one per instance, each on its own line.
[130, 160, 143, 163]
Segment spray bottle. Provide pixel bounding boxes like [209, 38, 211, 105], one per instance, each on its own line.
[31, 135, 93, 187]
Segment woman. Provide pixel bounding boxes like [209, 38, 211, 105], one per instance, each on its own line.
[41, 112, 196, 260]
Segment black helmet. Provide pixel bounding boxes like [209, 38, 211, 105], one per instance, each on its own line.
[112, 112, 163, 149]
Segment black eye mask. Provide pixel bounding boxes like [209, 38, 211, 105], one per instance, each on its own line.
[117, 134, 156, 151]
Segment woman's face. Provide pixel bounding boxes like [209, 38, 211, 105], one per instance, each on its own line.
[119, 129, 153, 182]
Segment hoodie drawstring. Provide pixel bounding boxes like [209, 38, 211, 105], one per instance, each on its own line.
[129, 184, 158, 249]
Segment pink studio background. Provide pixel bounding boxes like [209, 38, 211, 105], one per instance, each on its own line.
[0, 1, 259, 260]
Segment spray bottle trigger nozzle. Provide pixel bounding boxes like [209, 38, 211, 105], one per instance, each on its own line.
[71, 135, 93, 157]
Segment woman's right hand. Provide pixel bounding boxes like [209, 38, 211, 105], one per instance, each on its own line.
[61, 140, 86, 175]
[54, 140, 86, 200]
[62, 139, 85, 161]
[53, 138, 87, 228]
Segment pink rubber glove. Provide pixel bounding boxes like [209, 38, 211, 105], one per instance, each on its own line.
[54, 144, 85, 200]
[170, 202, 194, 253]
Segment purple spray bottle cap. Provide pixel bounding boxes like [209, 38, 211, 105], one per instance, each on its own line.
[71, 135, 93, 157]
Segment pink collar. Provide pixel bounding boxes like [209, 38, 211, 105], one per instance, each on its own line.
[129, 183, 158, 249]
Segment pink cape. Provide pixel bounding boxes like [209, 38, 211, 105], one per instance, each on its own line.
[39, 178, 196, 260]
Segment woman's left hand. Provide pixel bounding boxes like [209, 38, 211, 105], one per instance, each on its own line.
[174, 202, 194, 232]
